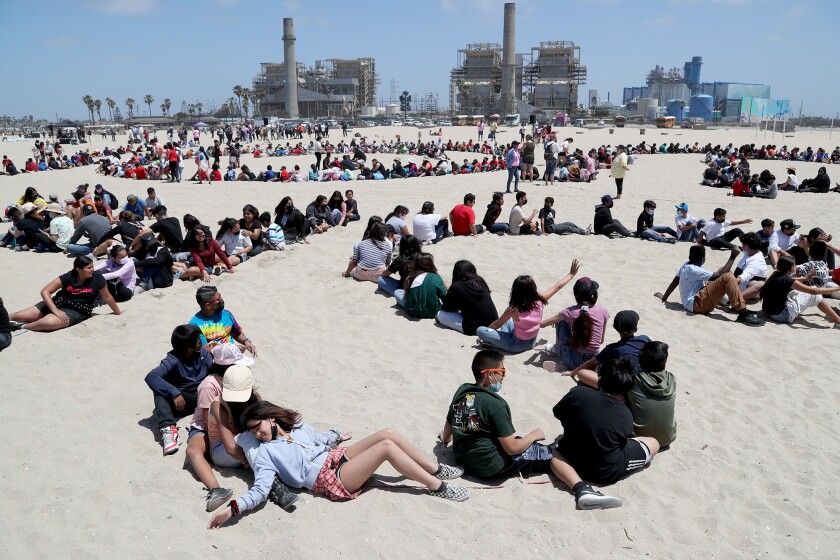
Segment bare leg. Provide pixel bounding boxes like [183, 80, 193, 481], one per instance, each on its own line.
[817, 300, 840, 324]
[23, 314, 71, 332]
[179, 266, 204, 280]
[549, 450, 582, 489]
[186, 434, 221, 489]
[9, 306, 45, 323]
[227, 256, 241, 267]
[338, 439, 442, 493]
[741, 281, 765, 300]
[344, 428, 437, 474]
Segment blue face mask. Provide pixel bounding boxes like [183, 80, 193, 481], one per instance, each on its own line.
[490, 382, 503, 393]
[647, 209, 655, 215]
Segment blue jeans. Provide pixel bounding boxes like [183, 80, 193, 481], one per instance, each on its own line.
[436, 310, 464, 333]
[139, 266, 163, 289]
[476, 319, 537, 354]
[0, 332, 11, 352]
[545, 159, 557, 181]
[66, 243, 94, 255]
[641, 226, 677, 243]
[378, 275, 400, 295]
[677, 227, 700, 242]
[506, 167, 520, 191]
[488, 222, 509, 233]
[393, 289, 406, 308]
[551, 322, 596, 370]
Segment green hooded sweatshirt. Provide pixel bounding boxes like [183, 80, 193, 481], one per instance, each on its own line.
[627, 370, 677, 447]
[405, 273, 446, 319]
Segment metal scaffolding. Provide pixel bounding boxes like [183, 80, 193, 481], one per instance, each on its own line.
[450, 43, 505, 115]
[523, 41, 586, 115]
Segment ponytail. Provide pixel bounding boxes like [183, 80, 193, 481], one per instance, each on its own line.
[570, 305, 594, 349]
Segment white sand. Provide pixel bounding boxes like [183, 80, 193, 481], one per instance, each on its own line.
[0, 125, 838, 558]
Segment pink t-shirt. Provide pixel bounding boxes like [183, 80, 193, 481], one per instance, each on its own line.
[559, 305, 610, 354]
[189, 374, 222, 431]
[513, 301, 544, 340]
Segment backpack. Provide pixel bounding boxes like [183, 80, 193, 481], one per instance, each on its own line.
[103, 190, 119, 209]
[544, 142, 556, 160]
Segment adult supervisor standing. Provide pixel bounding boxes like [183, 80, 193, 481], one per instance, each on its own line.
[611, 145, 630, 199]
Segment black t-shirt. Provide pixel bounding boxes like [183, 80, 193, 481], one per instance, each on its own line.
[0, 303, 10, 334]
[761, 275, 795, 315]
[150, 217, 184, 252]
[553, 385, 634, 485]
[538, 208, 555, 229]
[636, 211, 653, 236]
[54, 270, 107, 317]
[345, 199, 358, 217]
[441, 279, 499, 336]
[386, 255, 410, 282]
[593, 205, 613, 234]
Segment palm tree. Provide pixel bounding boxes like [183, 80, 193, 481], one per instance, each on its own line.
[144, 94, 154, 116]
[82, 95, 94, 123]
[195, 101, 203, 117]
[252, 87, 266, 117]
[105, 97, 116, 122]
[161, 98, 171, 117]
[232, 85, 244, 120]
[94, 99, 102, 123]
[125, 98, 135, 119]
[242, 88, 251, 119]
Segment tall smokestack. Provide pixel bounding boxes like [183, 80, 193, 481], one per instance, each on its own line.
[283, 18, 299, 119]
[501, 3, 516, 115]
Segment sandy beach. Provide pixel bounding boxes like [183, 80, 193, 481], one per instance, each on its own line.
[1, 124, 838, 558]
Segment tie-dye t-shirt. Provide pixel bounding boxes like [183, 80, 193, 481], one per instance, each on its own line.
[189, 310, 242, 346]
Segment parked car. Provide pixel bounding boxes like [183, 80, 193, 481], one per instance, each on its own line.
[437, 120, 452, 126]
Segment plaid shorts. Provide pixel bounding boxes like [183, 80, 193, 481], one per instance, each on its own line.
[312, 448, 362, 501]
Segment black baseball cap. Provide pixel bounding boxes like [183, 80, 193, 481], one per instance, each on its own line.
[613, 310, 640, 333]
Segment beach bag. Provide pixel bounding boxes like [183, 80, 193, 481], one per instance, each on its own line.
[544, 143, 555, 160]
[373, 171, 384, 180]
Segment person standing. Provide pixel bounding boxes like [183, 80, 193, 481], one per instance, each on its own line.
[520, 135, 536, 182]
[505, 141, 521, 193]
[477, 120, 485, 140]
[611, 145, 629, 199]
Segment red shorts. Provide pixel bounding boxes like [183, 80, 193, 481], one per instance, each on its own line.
[312, 447, 362, 501]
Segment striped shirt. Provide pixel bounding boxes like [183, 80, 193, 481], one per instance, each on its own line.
[352, 238, 393, 270]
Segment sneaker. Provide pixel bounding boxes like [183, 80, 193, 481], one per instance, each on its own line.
[736, 309, 764, 326]
[206, 487, 233, 512]
[268, 475, 298, 511]
[542, 360, 563, 373]
[721, 294, 730, 306]
[160, 426, 180, 456]
[584, 224, 593, 235]
[576, 487, 623, 510]
[429, 481, 470, 502]
[9, 321, 25, 332]
[434, 464, 464, 480]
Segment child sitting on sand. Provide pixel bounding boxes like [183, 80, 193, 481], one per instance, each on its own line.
[439, 350, 623, 510]
[540, 276, 609, 370]
[144, 324, 213, 456]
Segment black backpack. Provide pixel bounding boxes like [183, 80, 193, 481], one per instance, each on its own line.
[104, 190, 119, 209]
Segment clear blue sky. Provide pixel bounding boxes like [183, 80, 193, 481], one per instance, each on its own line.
[2, 0, 837, 121]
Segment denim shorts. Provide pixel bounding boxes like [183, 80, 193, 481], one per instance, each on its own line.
[496, 441, 555, 477]
[188, 427, 206, 439]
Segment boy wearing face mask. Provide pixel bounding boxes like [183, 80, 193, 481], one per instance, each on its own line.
[439, 350, 623, 510]
[635, 200, 677, 243]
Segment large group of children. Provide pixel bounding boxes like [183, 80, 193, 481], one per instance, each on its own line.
[2, 127, 839, 532]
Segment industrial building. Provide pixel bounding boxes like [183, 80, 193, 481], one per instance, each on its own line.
[449, 40, 586, 118]
[253, 57, 379, 119]
[621, 55, 782, 122]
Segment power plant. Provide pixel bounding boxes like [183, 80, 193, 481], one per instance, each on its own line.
[450, 3, 586, 119]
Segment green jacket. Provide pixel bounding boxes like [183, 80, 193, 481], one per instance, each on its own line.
[405, 273, 446, 318]
[627, 370, 677, 447]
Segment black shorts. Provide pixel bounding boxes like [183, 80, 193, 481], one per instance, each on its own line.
[496, 441, 554, 477]
[522, 157, 535, 164]
[35, 301, 88, 326]
[624, 438, 651, 474]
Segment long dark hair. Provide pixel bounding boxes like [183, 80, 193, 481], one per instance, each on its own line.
[238, 401, 301, 434]
[760, 255, 796, 299]
[242, 204, 259, 224]
[366, 222, 387, 249]
[183, 214, 201, 232]
[226, 392, 260, 433]
[22, 187, 41, 203]
[385, 205, 408, 223]
[186, 225, 212, 249]
[405, 253, 438, 293]
[362, 216, 383, 240]
[508, 275, 547, 313]
[570, 289, 598, 350]
[275, 196, 293, 224]
[215, 217, 238, 240]
[398, 235, 422, 259]
[328, 190, 344, 210]
[452, 260, 489, 292]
